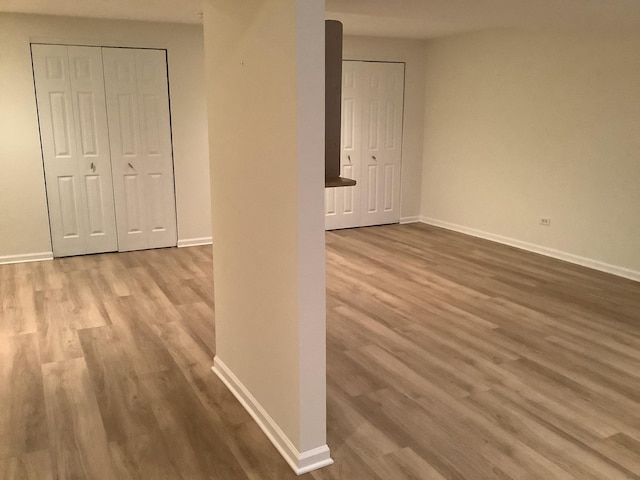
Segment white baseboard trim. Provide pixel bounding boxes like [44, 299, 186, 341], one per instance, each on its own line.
[177, 237, 213, 248]
[0, 251, 53, 265]
[212, 357, 333, 475]
[400, 216, 421, 224]
[419, 217, 640, 283]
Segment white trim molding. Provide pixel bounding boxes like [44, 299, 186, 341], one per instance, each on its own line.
[177, 237, 213, 248]
[212, 357, 333, 475]
[420, 217, 640, 283]
[400, 216, 421, 224]
[0, 251, 54, 265]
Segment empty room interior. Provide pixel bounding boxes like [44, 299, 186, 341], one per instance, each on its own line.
[1, 0, 639, 479]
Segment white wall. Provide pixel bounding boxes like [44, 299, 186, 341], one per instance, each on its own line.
[421, 29, 640, 276]
[0, 13, 211, 261]
[342, 35, 428, 220]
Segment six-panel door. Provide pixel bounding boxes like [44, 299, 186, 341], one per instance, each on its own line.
[102, 48, 177, 252]
[32, 44, 119, 257]
[325, 61, 405, 231]
[360, 61, 404, 228]
[325, 61, 363, 230]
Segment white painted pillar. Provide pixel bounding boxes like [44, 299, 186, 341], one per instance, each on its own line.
[203, 0, 331, 474]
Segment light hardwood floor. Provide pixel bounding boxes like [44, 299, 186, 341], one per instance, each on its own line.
[1, 223, 639, 479]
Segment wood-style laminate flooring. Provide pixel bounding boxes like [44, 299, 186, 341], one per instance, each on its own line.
[1, 223, 639, 479]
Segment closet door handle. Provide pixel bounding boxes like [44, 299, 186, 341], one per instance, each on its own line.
[347, 155, 351, 164]
[372, 155, 377, 161]
[128, 162, 135, 170]
[90, 162, 96, 172]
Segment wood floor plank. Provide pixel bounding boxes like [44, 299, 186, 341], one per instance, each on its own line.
[108, 433, 184, 480]
[355, 388, 515, 480]
[466, 389, 638, 480]
[36, 290, 84, 364]
[175, 302, 216, 358]
[326, 343, 388, 398]
[140, 368, 251, 480]
[1, 450, 54, 480]
[591, 434, 640, 475]
[222, 421, 300, 480]
[0, 277, 37, 338]
[19, 451, 52, 480]
[499, 358, 640, 439]
[310, 442, 385, 480]
[102, 296, 178, 375]
[377, 448, 448, 480]
[471, 360, 620, 443]
[42, 358, 118, 480]
[353, 349, 575, 479]
[77, 326, 158, 442]
[154, 320, 251, 427]
[0, 334, 48, 458]
[0, 457, 21, 480]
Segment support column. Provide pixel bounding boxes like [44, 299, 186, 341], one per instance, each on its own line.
[203, 0, 331, 474]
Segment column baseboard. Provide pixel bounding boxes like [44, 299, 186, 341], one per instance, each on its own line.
[212, 357, 333, 475]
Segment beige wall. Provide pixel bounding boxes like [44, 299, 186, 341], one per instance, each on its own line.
[204, 0, 328, 467]
[421, 29, 640, 274]
[0, 13, 211, 261]
[342, 35, 428, 220]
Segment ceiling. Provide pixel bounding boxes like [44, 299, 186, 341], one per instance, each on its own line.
[0, 0, 203, 25]
[326, 0, 640, 39]
[3, 0, 640, 39]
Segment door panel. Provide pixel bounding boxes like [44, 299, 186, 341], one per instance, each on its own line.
[49, 92, 73, 156]
[77, 93, 99, 155]
[117, 95, 138, 156]
[367, 165, 378, 213]
[383, 164, 394, 212]
[141, 95, 162, 154]
[103, 47, 177, 251]
[32, 44, 118, 257]
[385, 101, 397, 149]
[85, 175, 106, 234]
[342, 164, 355, 214]
[123, 174, 144, 234]
[147, 173, 166, 231]
[367, 100, 380, 150]
[58, 176, 80, 238]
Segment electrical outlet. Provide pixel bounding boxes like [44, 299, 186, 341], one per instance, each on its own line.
[540, 217, 551, 226]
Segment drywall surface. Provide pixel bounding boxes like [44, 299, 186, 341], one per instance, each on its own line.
[0, 15, 52, 259]
[421, 29, 640, 273]
[0, 13, 210, 260]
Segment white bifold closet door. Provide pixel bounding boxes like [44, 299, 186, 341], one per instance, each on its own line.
[32, 44, 118, 257]
[325, 61, 405, 231]
[102, 48, 177, 252]
[33, 45, 177, 257]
